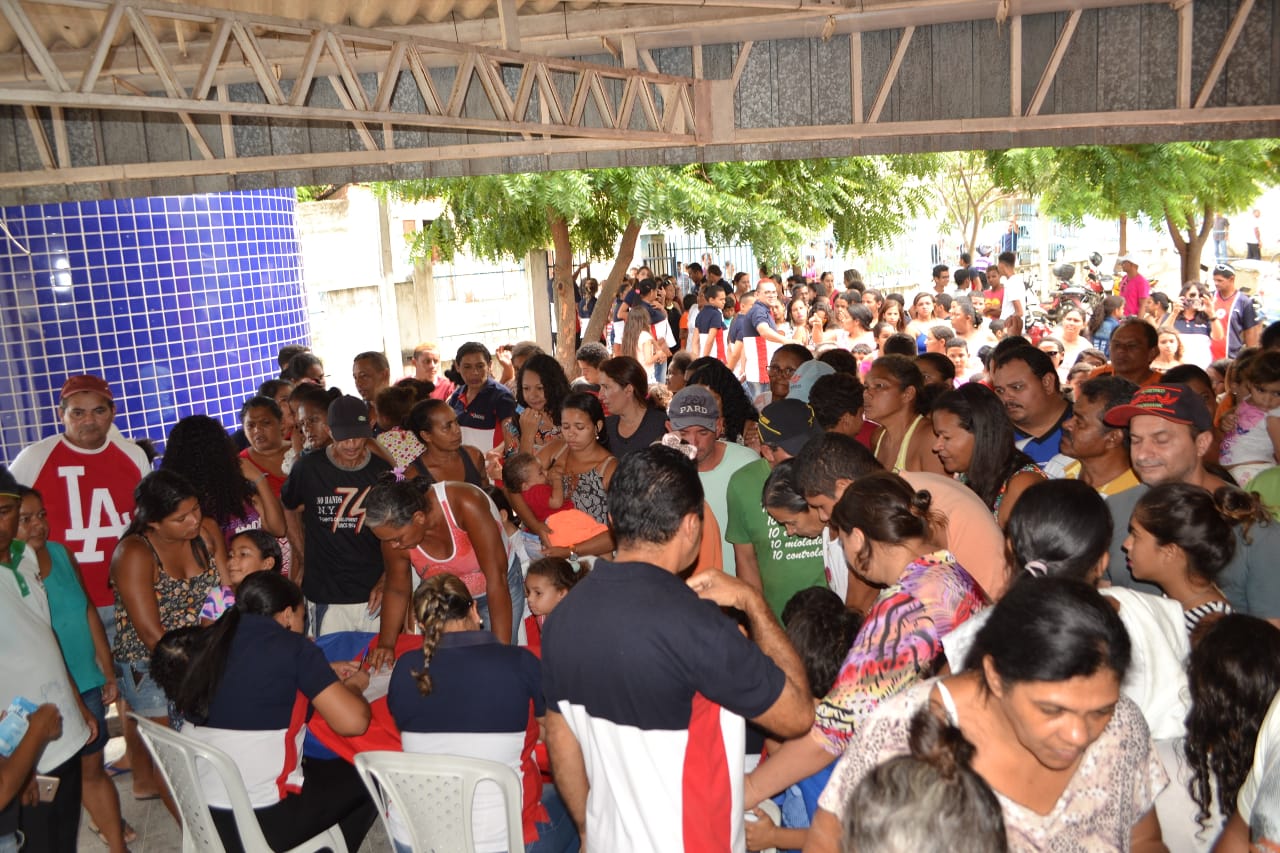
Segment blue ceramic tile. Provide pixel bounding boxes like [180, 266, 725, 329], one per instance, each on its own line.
[0, 189, 307, 456]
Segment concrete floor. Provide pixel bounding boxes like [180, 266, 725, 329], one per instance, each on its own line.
[75, 733, 389, 853]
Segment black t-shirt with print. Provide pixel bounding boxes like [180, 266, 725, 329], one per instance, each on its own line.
[281, 448, 391, 604]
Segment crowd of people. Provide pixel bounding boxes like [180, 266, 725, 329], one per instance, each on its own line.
[3, 250, 1280, 853]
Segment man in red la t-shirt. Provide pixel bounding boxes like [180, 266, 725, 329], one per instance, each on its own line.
[10, 375, 150, 618]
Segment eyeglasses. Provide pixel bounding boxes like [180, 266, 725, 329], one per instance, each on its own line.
[767, 365, 798, 378]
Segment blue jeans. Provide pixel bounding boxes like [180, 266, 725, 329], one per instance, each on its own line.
[117, 658, 169, 718]
[79, 687, 109, 755]
[391, 784, 578, 853]
[474, 554, 527, 643]
[528, 785, 579, 853]
[1214, 235, 1228, 262]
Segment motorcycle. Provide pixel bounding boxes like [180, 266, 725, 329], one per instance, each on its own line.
[1042, 255, 1107, 325]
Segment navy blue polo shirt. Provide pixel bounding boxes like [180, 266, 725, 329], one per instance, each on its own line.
[448, 378, 517, 452]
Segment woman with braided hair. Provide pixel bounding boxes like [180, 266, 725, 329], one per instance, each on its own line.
[385, 574, 577, 853]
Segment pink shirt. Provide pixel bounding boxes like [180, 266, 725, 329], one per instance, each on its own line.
[1121, 274, 1150, 317]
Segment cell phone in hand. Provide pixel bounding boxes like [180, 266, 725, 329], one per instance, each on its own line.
[36, 775, 60, 803]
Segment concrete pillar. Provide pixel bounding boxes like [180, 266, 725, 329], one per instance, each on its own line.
[527, 250, 554, 351]
[409, 256, 438, 353]
[376, 195, 404, 371]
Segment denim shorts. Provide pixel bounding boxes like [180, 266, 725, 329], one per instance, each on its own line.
[79, 686, 109, 756]
[117, 658, 169, 719]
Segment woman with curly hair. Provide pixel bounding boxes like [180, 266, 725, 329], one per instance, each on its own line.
[385, 574, 576, 853]
[685, 356, 761, 448]
[930, 384, 1044, 527]
[1155, 614, 1280, 850]
[508, 353, 573, 457]
[160, 415, 287, 567]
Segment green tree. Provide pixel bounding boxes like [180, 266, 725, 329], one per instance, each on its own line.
[987, 141, 1280, 284]
[378, 157, 933, 371]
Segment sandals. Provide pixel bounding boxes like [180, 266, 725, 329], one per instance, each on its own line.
[88, 819, 138, 846]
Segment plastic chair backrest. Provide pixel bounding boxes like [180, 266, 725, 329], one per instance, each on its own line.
[354, 751, 524, 853]
[130, 714, 346, 853]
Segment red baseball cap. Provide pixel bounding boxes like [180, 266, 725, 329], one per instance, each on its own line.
[60, 374, 113, 403]
[1102, 384, 1213, 433]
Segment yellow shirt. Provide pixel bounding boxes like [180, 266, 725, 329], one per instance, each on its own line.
[1062, 461, 1142, 496]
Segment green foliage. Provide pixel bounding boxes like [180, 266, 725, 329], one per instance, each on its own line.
[987, 141, 1280, 230]
[376, 156, 936, 369]
[374, 156, 935, 268]
[295, 184, 340, 203]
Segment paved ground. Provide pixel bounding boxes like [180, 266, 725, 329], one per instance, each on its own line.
[75, 724, 389, 853]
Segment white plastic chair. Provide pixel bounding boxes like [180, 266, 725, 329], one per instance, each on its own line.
[353, 751, 524, 853]
[130, 714, 347, 853]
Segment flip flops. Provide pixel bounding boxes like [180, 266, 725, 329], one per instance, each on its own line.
[89, 819, 138, 845]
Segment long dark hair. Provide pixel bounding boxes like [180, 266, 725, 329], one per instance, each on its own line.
[410, 574, 475, 696]
[124, 469, 200, 537]
[931, 384, 1037, 512]
[516, 353, 572, 424]
[829, 471, 941, 569]
[161, 415, 255, 527]
[1184, 615, 1280, 829]
[1005, 480, 1111, 583]
[1133, 483, 1270, 584]
[152, 573, 304, 724]
[1088, 295, 1125, 338]
[560, 391, 610, 452]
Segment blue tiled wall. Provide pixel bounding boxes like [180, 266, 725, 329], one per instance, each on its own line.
[0, 189, 309, 461]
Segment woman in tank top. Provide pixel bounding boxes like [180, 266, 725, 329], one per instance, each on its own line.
[404, 399, 489, 488]
[363, 476, 522, 672]
[864, 355, 946, 475]
[110, 470, 221, 812]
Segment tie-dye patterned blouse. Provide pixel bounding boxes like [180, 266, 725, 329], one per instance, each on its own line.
[810, 549, 988, 755]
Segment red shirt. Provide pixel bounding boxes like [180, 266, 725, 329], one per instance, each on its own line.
[429, 377, 456, 402]
[11, 433, 150, 606]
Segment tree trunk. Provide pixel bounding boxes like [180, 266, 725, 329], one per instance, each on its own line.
[1118, 214, 1128, 256]
[582, 217, 643, 347]
[1165, 205, 1214, 287]
[547, 211, 578, 374]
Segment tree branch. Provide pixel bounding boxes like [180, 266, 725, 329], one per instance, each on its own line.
[581, 217, 643, 351]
